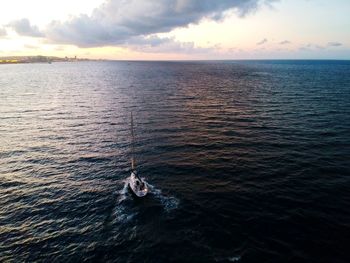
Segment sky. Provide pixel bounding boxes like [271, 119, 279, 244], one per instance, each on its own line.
[0, 0, 349, 60]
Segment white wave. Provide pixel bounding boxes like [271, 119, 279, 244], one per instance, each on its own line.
[147, 182, 180, 212]
[228, 256, 241, 262]
[113, 177, 137, 223]
[116, 177, 130, 204]
[113, 204, 136, 223]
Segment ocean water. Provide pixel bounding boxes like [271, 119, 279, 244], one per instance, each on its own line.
[0, 60, 349, 263]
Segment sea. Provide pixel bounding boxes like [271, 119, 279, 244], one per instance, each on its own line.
[0, 60, 349, 263]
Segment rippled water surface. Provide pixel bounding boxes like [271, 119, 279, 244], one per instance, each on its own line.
[1, 60, 350, 262]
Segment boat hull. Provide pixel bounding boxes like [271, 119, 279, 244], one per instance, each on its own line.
[128, 172, 148, 198]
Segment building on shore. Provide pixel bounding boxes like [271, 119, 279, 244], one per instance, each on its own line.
[0, 59, 19, 64]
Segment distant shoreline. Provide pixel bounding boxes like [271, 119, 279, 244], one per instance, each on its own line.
[0, 61, 97, 65]
[0, 55, 102, 65]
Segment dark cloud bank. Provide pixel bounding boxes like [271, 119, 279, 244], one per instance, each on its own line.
[43, 0, 275, 48]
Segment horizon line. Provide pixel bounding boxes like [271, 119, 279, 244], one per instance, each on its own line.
[1, 55, 350, 62]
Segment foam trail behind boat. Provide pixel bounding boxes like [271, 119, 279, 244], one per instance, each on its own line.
[146, 181, 180, 212]
[117, 178, 130, 204]
[113, 177, 138, 223]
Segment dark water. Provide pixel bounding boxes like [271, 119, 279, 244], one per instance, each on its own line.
[1, 60, 350, 263]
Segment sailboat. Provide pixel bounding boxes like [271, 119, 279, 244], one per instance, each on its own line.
[128, 112, 148, 197]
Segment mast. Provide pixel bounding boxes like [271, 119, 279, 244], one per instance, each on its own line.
[130, 112, 143, 182]
[131, 112, 135, 171]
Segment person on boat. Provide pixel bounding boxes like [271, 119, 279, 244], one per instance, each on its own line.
[140, 182, 145, 190]
[134, 178, 143, 191]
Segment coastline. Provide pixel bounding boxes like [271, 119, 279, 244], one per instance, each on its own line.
[0, 55, 101, 65]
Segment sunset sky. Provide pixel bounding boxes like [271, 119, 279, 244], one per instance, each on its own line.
[0, 0, 349, 60]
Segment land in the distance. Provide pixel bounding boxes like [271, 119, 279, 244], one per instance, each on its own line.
[0, 55, 101, 64]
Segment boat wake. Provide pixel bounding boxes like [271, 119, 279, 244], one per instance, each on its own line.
[116, 178, 130, 204]
[147, 182, 180, 212]
[113, 177, 136, 223]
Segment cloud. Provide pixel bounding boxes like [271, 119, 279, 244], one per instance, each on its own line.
[54, 46, 66, 51]
[0, 27, 7, 37]
[308, 43, 324, 49]
[299, 43, 324, 51]
[300, 42, 343, 52]
[45, 0, 276, 47]
[256, 38, 267, 45]
[24, 44, 39, 49]
[8, 18, 44, 37]
[279, 40, 290, 45]
[127, 35, 214, 54]
[328, 42, 342, 47]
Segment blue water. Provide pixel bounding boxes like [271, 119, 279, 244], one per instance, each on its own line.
[0, 60, 349, 262]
